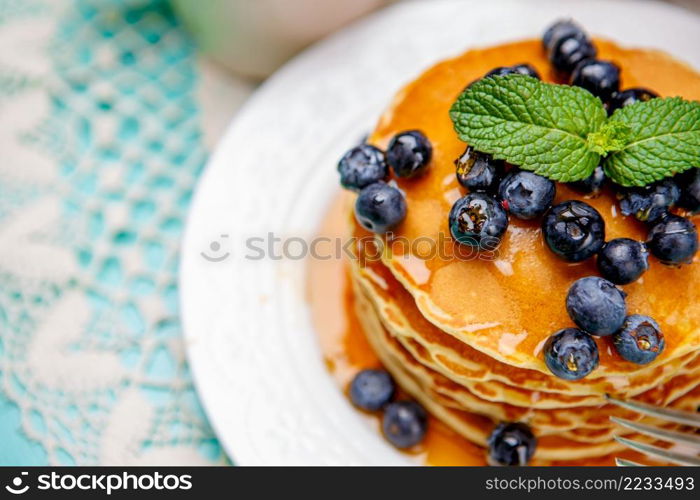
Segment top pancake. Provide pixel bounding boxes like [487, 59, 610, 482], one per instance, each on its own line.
[366, 39, 700, 375]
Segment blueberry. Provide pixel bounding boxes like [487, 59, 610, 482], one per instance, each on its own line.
[618, 179, 680, 223]
[468, 64, 541, 89]
[597, 238, 649, 285]
[455, 146, 504, 193]
[542, 200, 605, 262]
[485, 64, 541, 79]
[349, 369, 395, 411]
[386, 130, 432, 178]
[544, 328, 599, 380]
[570, 164, 606, 195]
[613, 315, 665, 365]
[337, 144, 388, 191]
[570, 59, 620, 101]
[566, 277, 627, 336]
[677, 168, 700, 214]
[449, 193, 509, 249]
[354, 182, 407, 234]
[512, 64, 541, 79]
[549, 33, 596, 74]
[647, 214, 698, 265]
[608, 87, 658, 115]
[543, 19, 586, 52]
[498, 170, 555, 220]
[382, 401, 427, 449]
[487, 422, 537, 466]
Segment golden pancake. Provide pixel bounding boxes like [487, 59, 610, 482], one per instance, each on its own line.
[365, 39, 700, 376]
[354, 272, 700, 430]
[352, 243, 700, 401]
[353, 274, 700, 462]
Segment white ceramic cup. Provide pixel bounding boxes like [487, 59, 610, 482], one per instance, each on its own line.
[172, 0, 393, 80]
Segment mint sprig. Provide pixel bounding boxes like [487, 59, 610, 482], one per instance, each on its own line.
[449, 75, 700, 187]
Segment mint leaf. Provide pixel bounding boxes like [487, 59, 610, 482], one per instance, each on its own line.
[604, 97, 700, 187]
[449, 75, 607, 182]
[449, 75, 700, 187]
[586, 121, 631, 155]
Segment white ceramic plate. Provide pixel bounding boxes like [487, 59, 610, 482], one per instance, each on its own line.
[180, 0, 700, 465]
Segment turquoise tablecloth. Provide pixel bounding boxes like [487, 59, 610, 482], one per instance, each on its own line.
[0, 0, 245, 465]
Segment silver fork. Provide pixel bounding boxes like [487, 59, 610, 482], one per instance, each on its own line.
[607, 395, 700, 466]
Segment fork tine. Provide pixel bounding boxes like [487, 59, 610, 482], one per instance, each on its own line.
[615, 458, 645, 467]
[606, 395, 700, 427]
[614, 436, 700, 466]
[611, 417, 700, 449]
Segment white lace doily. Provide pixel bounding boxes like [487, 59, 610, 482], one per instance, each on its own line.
[0, 0, 250, 465]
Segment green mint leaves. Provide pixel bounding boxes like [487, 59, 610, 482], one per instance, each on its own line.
[450, 75, 606, 182]
[449, 75, 700, 187]
[604, 97, 700, 186]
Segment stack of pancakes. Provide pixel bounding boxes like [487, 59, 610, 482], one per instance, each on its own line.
[348, 39, 700, 464]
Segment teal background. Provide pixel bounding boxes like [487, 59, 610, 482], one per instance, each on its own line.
[0, 0, 225, 465]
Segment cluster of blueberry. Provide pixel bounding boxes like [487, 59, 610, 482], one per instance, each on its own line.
[545, 278, 664, 381]
[338, 130, 432, 233]
[544, 20, 653, 113]
[349, 368, 534, 465]
[451, 159, 699, 269]
[349, 369, 427, 449]
[449, 155, 554, 249]
[541, 197, 691, 380]
[538, 176, 698, 380]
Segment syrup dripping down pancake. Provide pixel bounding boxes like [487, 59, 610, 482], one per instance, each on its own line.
[351, 249, 700, 402]
[353, 274, 700, 462]
[352, 268, 700, 430]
